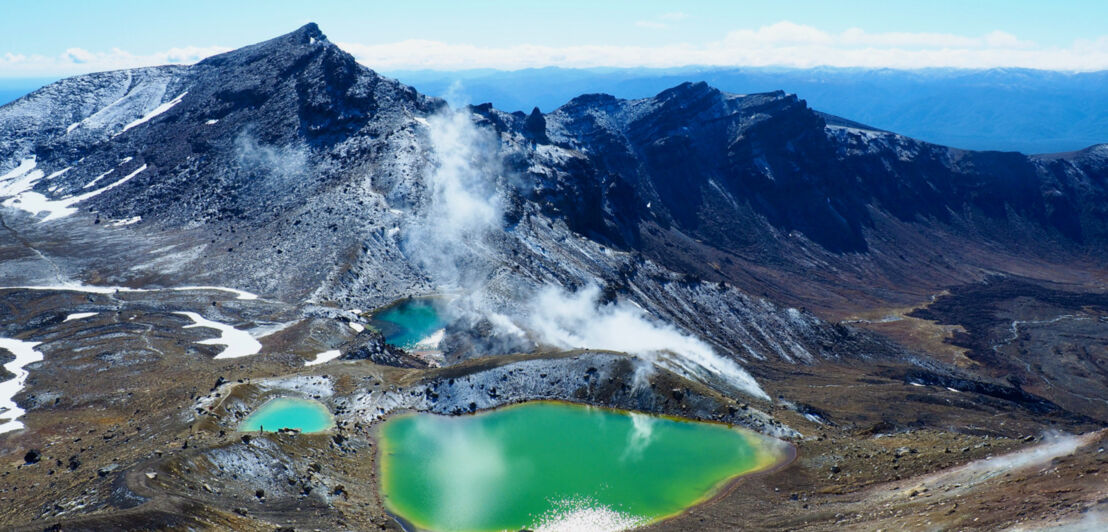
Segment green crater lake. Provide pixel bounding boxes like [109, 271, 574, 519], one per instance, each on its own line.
[371, 297, 448, 349]
[378, 401, 787, 532]
[238, 397, 334, 433]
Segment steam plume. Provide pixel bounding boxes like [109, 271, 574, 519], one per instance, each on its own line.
[405, 107, 767, 400]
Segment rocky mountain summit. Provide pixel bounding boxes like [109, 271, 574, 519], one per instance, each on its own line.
[1, 24, 1105, 530]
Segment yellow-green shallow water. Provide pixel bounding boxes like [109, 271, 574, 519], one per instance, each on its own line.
[378, 401, 787, 532]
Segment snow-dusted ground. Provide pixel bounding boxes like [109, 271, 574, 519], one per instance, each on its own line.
[0, 338, 44, 434]
[253, 374, 334, 398]
[176, 311, 262, 359]
[305, 350, 342, 366]
[249, 320, 297, 339]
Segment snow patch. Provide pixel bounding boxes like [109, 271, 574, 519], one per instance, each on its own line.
[0, 157, 43, 197]
[305, 350, 342, 366]
[44, 167, 71, 180]
[2, 164, 147, 221]
[205, 119, 218, 125]
[0, 338, 45, 434]
[83, 157, 132, 189]
[120, 91, 187, 133]
[109, 216, 141, 227]
[63, 312, 98, 322]
[1, 158, 37, 181]
[74, 164, 147, 202]
[349, 322, 365, 333]
[176, 311, 262, 359]
[0, 283, 258, 301]
[170, 286, 258, 300]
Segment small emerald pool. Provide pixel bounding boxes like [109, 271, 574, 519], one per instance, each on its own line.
[378, 401, 788, 532]
[370, 297, 448, 350]
[238, 397, 334, 433]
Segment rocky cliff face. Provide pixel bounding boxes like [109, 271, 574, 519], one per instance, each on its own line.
[531, 81, 1108, 313]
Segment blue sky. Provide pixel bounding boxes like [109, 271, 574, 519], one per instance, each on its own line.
[2, 0, 1107, 76]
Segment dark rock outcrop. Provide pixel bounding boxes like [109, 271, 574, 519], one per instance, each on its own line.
[340, 329, 428, 368]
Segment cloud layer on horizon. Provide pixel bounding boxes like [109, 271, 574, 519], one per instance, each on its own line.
[2, 45, 232, 77]
[341, 22, 1108, 71]
[3, 21, 1107, 77]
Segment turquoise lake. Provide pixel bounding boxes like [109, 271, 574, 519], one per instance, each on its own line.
[238, 397, 334, 433]
[370, 297, 448, 349]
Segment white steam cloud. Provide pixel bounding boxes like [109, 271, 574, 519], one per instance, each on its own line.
[408, 108, 767, 400]
[402, 110, 504, 290]
[519, 285, 768, 400]
[234, 133, 308, 190]
[963, 431, 1088, 479]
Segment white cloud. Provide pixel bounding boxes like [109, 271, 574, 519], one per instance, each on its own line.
[635, 11, 690, 30]
[0, 45, 230, 76]
[725, 21, 834, 45]
[338, 21, 1108, 71]
[63, 47, 96, 63]
[3, 21, 1107, 77]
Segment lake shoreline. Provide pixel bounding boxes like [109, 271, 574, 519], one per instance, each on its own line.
[376, 398, 797, 531]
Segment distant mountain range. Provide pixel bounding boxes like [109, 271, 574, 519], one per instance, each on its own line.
[7, 65, 1104, 155]
[388, 66, 1108, 154]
